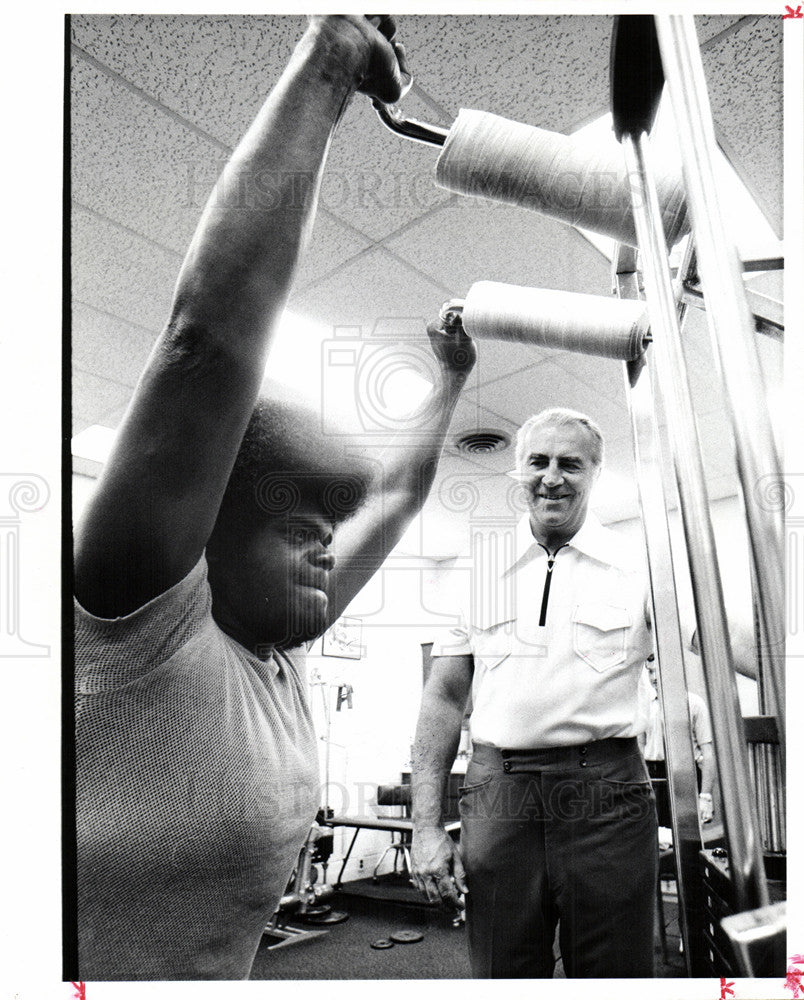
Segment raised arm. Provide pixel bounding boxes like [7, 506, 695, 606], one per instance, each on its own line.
[410, 653, 473, 909]
[326, 318, 475, 622]
[74, 16, 409, 618]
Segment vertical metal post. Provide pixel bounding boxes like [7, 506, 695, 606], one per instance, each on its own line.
[655, 14, 785, 742]
[622, 130, 768, 914]
[615, 248, 704, 973]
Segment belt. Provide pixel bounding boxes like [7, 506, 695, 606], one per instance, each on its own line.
[471, 737, 640, 773]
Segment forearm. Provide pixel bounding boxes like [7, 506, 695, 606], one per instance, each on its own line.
[699, 744, 715, 797]
[411, 691, 465, 830]
[170, 23, 359, 347]
[380, 373, 465, 503]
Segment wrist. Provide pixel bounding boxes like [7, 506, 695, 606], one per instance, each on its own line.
[413, 818, 445, 834]
[300, 19, 369, 96]
[698, 792, 713, 800]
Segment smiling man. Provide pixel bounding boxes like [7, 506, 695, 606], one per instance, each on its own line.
[411, 407, 658, 979]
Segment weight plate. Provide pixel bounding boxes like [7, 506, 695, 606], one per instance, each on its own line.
[304, 909, 349, 925]
[389, 929, 424, 944]
[370, 938, 394, 950]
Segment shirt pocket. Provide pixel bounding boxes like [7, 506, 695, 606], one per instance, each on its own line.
[471, 622, 514, 671]
[572, 603, 631, 672]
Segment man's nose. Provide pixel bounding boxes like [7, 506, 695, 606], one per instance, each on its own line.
[542, 462, 563, 487]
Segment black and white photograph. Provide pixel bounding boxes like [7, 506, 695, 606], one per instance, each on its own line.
[4, 5, 803, 996]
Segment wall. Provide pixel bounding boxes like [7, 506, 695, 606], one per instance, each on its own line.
[72, 473, 763, 881]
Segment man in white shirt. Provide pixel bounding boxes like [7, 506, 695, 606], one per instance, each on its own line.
[411, 407, 657, 978]
[642, 654, 715, 826]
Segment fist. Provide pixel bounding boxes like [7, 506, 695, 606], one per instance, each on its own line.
[427, 301, 476, 382]
[307, 15, 411, 105]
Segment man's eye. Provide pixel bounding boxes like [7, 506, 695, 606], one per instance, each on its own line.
[291, 528, 312, 544]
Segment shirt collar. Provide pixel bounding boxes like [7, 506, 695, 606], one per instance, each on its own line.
[512, 511, 633, 571]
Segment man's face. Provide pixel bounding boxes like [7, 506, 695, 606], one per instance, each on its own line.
[519, 422, 601, 545]
[207, 502, 336, 652]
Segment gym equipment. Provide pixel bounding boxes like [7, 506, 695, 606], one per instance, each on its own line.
[459, 282, 648, 360]
[389, 929, 424, 944]
[372, 100, 688, 248]
[371, 13, 785, 979]
[263, 824, 348, 949]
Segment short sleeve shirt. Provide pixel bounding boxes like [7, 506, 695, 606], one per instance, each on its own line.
[74, 556, 319, 980]
[431, 515, 653, 748]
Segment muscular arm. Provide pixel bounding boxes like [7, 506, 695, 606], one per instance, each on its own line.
[410, 653, 473, 906]
[74, 17, 407, 618]
[327, 324, 475, 622]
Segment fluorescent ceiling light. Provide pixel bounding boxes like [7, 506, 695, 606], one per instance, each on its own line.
[72, 424, 118, 466]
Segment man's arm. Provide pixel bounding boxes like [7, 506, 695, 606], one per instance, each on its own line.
[326, 322, 475, 622]
[74, 16, 408, 618]
[410, 653, 473, 908]
[697, 742, 715, 823]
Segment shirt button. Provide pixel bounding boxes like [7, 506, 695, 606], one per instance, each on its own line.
[580, 746, 588, 755]
[579, 760, 588, 768]
[503, 761, 512, 773]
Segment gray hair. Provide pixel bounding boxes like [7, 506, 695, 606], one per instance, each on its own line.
[515, 408, 605, 471]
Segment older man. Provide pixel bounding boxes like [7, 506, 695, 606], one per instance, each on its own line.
[73, 16, 474, 980]
[411, 407, 657, 979]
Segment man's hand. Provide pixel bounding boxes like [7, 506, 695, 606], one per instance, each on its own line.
[411, 827, 468, 910]
[307, 15, 411, 105]
[427, 304, 477, 386]
[698, 792, 714, 824]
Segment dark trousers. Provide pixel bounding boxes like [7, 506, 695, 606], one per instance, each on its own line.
[460, 739, 658, 979]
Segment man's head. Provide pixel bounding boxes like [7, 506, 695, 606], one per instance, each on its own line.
[515, 407, 603, 549]
[206, 393, 373, 653]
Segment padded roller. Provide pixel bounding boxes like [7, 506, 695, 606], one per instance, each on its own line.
[461, 281, 649, 361]
[436, 109, 689, 248]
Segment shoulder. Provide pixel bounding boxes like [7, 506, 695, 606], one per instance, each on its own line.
[75, 553, 213, 693]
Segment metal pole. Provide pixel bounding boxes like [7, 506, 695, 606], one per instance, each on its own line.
[622, 130, 769, 914]
[616, 249, 703, 972]
[655, 14, 785, 742]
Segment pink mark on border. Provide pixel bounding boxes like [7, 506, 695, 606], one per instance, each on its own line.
[785, 958, 804, 998]
[783, 4, 803, 16]
[70, 983, 86, 1000]
[720, 978, 735, 999]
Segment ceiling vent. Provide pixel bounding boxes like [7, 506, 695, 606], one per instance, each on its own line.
[454, 429, 511, 455]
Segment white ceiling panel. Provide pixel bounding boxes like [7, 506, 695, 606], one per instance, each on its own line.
[72, 206, 178, 334]
[71, 15, 307, 149]
[702, 15, 783, 235]
[386, 200, 613, 298]
[70, 13, 783, 534]
[72, 302, 156, 389]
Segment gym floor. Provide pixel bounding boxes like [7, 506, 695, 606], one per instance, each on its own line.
[250, 873, 685, 980]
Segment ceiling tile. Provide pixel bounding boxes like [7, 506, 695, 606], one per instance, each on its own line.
[71, 51, 224, 255]
[287, 244, 449, 336]
[703, 15, 782, 235]
[322, 93, 454, 242]
[397, 15, 614, 133]
[72, 370, 134, 435]
[72, 206, 178, 333]
[385, 199, 612, 299]
[72, 302, 156, 388]
[71, 15, 307, 149]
